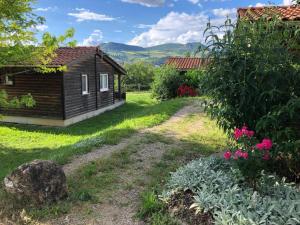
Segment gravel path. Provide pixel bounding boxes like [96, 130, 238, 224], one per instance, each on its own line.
[48, 103, 202, 225]
[63, 104, 200, 176]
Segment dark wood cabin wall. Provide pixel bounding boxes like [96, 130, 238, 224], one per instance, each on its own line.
[63, 54, 117, 119]
[0, 68, 63, 118]
[63, 55, 97, 119]
[96, 56, 115, 108]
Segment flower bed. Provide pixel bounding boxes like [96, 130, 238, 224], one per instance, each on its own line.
[161, 157, 300, 225]
[177, 84, 197, 97]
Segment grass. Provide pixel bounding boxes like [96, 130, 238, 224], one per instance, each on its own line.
[0, 93, 228, 224]
[0, 92, 186, 180]
[137, 112, 228, 225]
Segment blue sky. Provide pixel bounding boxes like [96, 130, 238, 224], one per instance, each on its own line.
[33, 0, 292, 47]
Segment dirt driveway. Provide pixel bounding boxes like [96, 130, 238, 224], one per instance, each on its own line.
[47, 103, 204, 225]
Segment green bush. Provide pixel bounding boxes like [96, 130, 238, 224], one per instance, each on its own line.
[184, 69, 205, 89]
[151, 66, 183, 100]
[201, 16, 300, 173]
[124, 61, 155, 91]
[161, 157, 300, 225]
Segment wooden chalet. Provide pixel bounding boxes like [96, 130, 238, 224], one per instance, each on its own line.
[0, 47, 126, 126]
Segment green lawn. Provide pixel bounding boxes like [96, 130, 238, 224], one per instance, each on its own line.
[0, 92, 186, 180]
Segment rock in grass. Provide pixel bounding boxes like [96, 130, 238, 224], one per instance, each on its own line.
[3, 160, 67, 204]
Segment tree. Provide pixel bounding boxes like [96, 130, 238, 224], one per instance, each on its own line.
[184, 51, 191, 57]
[0, 0, 75, 110]
[124, 61, 155, 91]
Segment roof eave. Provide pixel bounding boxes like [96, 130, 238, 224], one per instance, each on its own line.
[98, 53, 126, 75]
[1, 65, 62, 68]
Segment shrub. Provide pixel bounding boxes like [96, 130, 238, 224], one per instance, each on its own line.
[184, 69, 205, 89]
[161, 157, 300, 225]
[177, 84, 197, 97]
[223, 126, 274, 186]
[201, 15, 300, 176]
[151, 66, 183, 100]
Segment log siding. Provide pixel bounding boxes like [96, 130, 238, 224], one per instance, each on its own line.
[0, 68, 63, 119]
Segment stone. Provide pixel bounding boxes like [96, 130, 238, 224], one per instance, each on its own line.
[4, 160, 67, 204]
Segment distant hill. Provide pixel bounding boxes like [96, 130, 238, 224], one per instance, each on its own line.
[100, 42, 205, 66]
[146, 42, 201, 53]
[101, 42, 144, 52]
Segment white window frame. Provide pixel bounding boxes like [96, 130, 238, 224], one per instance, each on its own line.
[100, 73, 109, 92]
[81, 74, 89, 95]
[4, 75, 14, 86]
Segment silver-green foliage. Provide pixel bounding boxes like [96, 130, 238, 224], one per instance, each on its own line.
[161, 157, 300, 225]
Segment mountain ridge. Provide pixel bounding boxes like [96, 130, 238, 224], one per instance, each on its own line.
[100, 42, 204, 65]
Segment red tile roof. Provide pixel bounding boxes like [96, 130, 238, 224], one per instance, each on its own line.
[165, 57, 209, 71]
[238, 5, 300, 21]
[48, 46, 126, 74]
[50, 47, 98, 65]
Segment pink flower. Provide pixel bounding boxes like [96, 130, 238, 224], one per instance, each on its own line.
[241, 152, 249, 159]
[234, 128, 243, 140]
[223, 151, 231, 160]
[262, 138, 272, 150]
[246, 130, 255, 138]
[234, 149, 243, 159]
[256, 138, 273, 150]
[263, 152, 270, 160]
[234, 126, 255, 139]
[256, 143, 265, 150]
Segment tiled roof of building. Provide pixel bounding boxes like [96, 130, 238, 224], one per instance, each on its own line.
[48, 46, 126, 74]
[238, 5, 300, 21]
[165, 57, 209, 71]
[50, 47, 98, 65]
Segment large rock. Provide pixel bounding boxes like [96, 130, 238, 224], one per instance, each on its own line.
[4, 160, 67, 204]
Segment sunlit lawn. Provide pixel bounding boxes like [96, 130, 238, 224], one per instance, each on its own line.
[0, 92, 186, 180]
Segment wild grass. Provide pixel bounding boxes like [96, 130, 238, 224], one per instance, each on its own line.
[0, 92, 186, 180]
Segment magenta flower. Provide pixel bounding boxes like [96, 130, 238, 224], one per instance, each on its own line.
[263, 152, 270, 160]
[256, 138, 273, 150]
[234, 126, 255, 140]
[234, 128, 243, 140]
[223, 151, 231, 160]
[241, 152, 249, 159]
[256, 143, 265, 150]
[246, 130, 255, 138]
[262, 138, 273, 150]
[234, 149, 243, 159]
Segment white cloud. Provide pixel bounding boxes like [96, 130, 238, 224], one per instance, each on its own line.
[35, 24, 48, 31]
[212, 8, 236, 17]
[68, 8, 115, 22]
[128, 11, 233, 47]
[188, 0, 199, 4]
[283, 0, 293, 5]
[34, 7, 57, 12]
[121, 0, 164, 7]
[136, 24, 154, 29]
[80, 30, 103, 46]
[255, 3, 265, 7]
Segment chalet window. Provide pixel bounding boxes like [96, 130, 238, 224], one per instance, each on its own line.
[100, 73, 109, 92]
[81, 74, 89, 95]
[4, 75, 14, 86]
